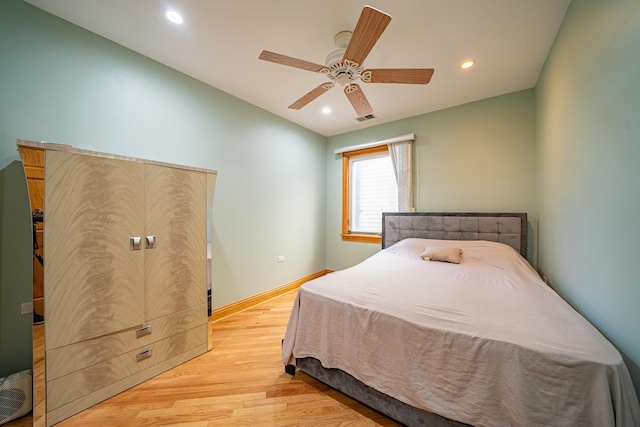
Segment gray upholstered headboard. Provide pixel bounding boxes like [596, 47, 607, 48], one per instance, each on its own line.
[382, 212, 528, 258]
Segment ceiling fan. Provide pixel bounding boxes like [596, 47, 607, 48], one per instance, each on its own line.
[258, 5, 434, 118]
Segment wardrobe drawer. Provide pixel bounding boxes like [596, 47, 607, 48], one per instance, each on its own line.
[47, 304, 207, 380]
[140, 303, 207, 346]
[47, 324, 207, 411]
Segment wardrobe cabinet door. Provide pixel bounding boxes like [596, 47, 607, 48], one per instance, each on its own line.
[45, 151, 145, 349]
[144, 165, 207, 320]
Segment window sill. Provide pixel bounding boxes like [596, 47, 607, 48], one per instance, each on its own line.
[341, 233, 381, 244]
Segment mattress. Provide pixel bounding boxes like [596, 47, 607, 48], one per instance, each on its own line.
[282, 238, 640, 427]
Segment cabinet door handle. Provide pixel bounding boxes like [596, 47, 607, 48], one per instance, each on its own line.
[136, 325, 152, 338]
[130, 236, 142, 251]
[136, 349, 152, 362]
[146, 235, 156, 249]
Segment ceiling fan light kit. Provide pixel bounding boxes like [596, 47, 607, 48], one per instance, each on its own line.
[259, 5, 434, 118]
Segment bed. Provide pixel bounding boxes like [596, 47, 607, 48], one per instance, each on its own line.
[282, 212, 640, 427]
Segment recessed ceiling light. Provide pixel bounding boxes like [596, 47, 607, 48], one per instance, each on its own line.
[165, 10, 183, 24]
[322, 107, 332, 115]
[459, 59, 476, 70]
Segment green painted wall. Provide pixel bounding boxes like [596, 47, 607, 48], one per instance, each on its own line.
[0, 162, 33, 377]
[536, 0, 640, 396]
[326, 90, 537, 270]
[3, 0, 639, 406]
[0, 0, 326, 377]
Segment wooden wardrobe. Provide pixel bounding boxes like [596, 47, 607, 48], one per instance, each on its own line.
[18, 140, 217, 426]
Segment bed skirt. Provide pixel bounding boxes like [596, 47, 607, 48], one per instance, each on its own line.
[294, 357, 470, 427]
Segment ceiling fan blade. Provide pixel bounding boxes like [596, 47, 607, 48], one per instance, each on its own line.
[288, 83, 334, 110]
[343, 6, 391, 66]
[259, 50, 327, 73]
[362, 68, 434, 84]
[344, 83, 373, 117]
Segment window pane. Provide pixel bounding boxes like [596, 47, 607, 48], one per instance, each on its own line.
[350, 153, 398, 233]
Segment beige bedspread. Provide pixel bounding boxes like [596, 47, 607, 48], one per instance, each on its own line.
[282, 238, 640, 427]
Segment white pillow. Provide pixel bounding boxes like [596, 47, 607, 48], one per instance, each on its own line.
[421, 246, 463, 264]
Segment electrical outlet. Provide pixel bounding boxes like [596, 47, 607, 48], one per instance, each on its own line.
[21, 302, 33, 315]
[277, 255, 285, 263]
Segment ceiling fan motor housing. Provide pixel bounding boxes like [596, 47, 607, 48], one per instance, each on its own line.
[325, 48, 346, 67]
[322, 31, 362, 86]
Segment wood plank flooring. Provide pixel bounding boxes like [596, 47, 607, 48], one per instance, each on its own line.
[9, 290, 401, 426]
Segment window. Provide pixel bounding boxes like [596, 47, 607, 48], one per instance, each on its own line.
[337, 133, 414, 244]
[342, 145, 398, 243]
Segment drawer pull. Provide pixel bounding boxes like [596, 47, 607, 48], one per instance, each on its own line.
[146, 235, 156, 249]
[136, 325, 152, 338]
[130, 236, 142, 251]
[136, 349, 152, 362]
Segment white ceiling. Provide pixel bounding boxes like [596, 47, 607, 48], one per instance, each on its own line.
[24, 0, 570, 137]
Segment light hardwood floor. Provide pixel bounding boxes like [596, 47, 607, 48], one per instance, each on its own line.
[9, 290, 401, 426]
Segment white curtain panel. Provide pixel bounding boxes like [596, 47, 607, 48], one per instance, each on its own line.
[388, 141, 413, 212]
